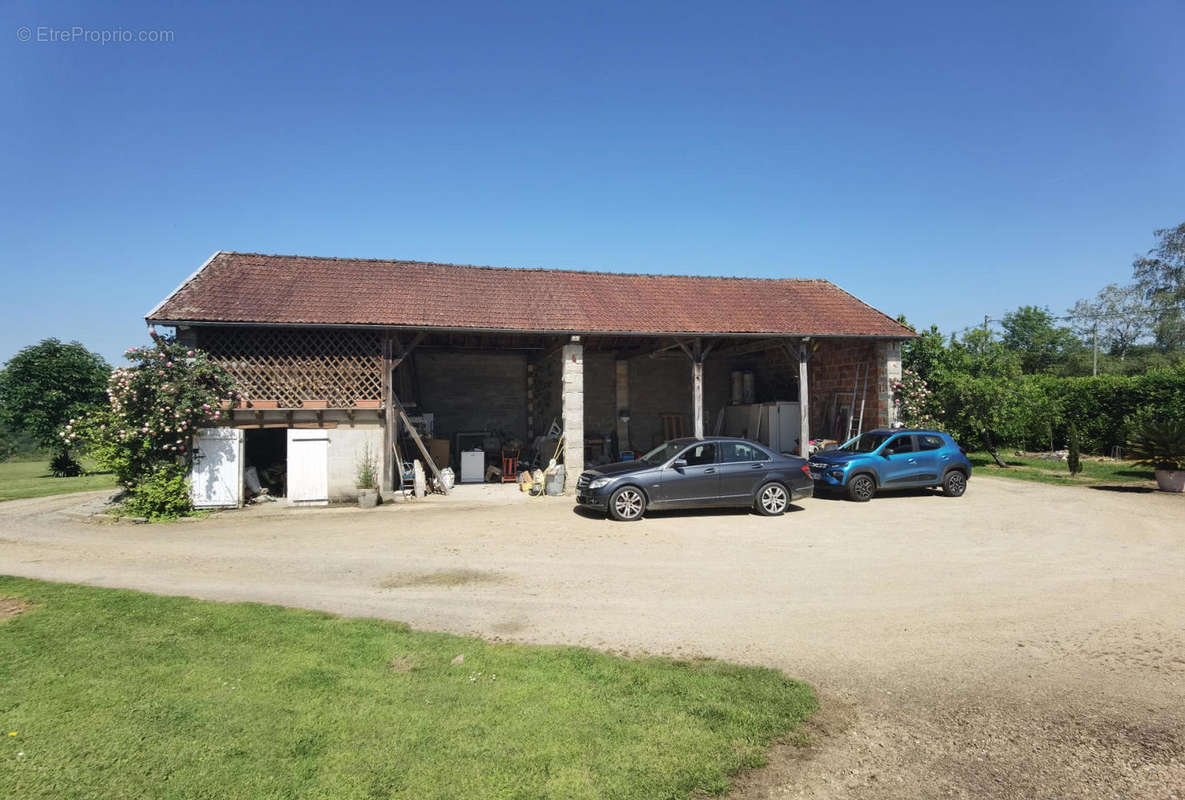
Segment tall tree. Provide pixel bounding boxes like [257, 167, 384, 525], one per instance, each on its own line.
[947, 327, 1021, 379]
[1068, 283, 1155, 361]
[999, 305, 1079, 373]
[895, 315, 949, 382]
[1131, 222, 1185, 351]
[0, 339, 110, 463]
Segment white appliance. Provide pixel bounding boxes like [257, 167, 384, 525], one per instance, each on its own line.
[722, 402, 801, 454]
[460, 449, 485, 483]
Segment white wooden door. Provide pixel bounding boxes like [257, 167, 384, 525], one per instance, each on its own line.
[190, 427, 244, 508]
[287, 429, 329, 506]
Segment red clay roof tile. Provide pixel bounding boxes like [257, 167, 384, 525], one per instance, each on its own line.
[147, 252, 915, 338]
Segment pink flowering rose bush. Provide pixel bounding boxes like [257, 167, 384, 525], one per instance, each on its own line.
[63, 332, 237, 519]
[892, 368, 942, 429]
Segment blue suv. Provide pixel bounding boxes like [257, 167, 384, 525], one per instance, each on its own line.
[808, 429, 971, 501]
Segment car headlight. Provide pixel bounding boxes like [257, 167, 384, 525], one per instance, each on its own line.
[588, 477, 611, 490]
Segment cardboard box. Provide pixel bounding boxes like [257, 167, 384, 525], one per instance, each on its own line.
[427, 438, 450, 469]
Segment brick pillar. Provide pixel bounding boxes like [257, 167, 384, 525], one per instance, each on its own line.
[562, 340, 584, 490]
[879, 341, 903, 428]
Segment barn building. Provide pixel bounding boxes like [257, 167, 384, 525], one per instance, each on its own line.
[146, 252, 915, 505]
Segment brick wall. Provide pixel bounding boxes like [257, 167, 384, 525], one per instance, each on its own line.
[807, 338, 898, 441]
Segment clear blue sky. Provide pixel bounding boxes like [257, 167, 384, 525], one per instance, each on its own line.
[2, 0, 1182, 365]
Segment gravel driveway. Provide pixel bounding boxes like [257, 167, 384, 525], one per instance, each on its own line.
[2, 477, 1183, 798]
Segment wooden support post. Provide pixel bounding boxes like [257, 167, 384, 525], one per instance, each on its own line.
[382, 331, 394, 492]
[798, 340, 810, 458]
[692, 338, 705, 439]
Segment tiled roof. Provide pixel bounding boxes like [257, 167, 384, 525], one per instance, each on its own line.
[147, 252, 915, 338]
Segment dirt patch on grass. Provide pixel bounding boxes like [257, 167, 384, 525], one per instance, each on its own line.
[0, 597, 30, 620]
[386, 655, 418, 673]
[379, 569, 508, 589]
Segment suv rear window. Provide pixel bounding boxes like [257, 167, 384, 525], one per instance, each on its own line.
[918, 435, 944, 451]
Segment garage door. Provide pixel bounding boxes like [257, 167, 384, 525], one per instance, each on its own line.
[287, 428, 329, 506]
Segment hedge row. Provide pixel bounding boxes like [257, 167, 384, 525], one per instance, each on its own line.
[930, 366, 1185, 454]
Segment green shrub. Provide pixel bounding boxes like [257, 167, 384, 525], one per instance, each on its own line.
[1067, 422, 1081, 475]
[121, 462, 193, 520]
[65, 334, 236, 520]
[1126, 407, 1185, 471]
[355, 441, 378, 490]
[48, 451, 83, 477]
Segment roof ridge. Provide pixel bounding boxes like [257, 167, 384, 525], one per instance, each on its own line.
[222, 251, 834, 285]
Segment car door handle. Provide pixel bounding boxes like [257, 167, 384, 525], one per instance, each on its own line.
[907, 458, 917, 463]
[750, 463, 763, 469]
[704, 468, 715, 474]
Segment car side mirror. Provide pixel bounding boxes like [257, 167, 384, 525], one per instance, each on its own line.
[672, 458, 687, 469]
[881, 449, 893, 457]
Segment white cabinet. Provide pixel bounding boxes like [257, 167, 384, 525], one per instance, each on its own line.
[190, 427, 244, 508]
[722, 402, 801, 454]
[287, 428, 329, 506]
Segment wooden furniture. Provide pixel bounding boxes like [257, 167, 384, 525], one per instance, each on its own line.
[584, 438, 605, 463]
[501, 448, 519, 483]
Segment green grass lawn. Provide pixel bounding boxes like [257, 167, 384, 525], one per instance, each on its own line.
[967, 452, 1155, 487]
[0, 459, 115, 502]
[0, 578, 816, 800]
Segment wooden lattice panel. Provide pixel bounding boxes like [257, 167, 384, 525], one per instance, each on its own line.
[197, 326, 383, 408]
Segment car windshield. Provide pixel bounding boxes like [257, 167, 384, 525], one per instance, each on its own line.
[837, 432, 891, 453]
[639, 441, 685, 464]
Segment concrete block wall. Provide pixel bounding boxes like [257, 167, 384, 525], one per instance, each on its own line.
[326, 426, 384, 500]
[880, 341, 903, 428]
[416, 351, 529, 446]
[626, 356, 694, 450]
[582, 352, 618, 439]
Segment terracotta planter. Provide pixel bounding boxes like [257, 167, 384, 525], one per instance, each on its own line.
[354, 399, 382, 409]
[302, 400, 329, 409]
[358, 489, 379, 508]
[1155, 469, 1185, 493]
[250, 400, 280, 409]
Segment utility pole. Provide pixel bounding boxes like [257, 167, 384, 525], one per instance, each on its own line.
[1092, 321, 1098, 377]
[984, 315, 990, 333]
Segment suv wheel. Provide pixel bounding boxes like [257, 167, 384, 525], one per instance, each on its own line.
[942, 470, 967, 497]
[847, 474, 876, 502]
[755, 482, 789, 516]
[608, 486, 646, 521]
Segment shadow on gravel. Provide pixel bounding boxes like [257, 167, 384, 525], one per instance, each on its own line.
[571, 505, 807, 521]
[812, 487, 941, 502]
[1088, 485, 1155, 494]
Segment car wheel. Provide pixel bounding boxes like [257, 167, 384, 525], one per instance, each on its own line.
[942, 470, 968, 497]
[847, 474, 876, 502]
[755, 482, 789, 516]
[608, 486, 646, 521]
